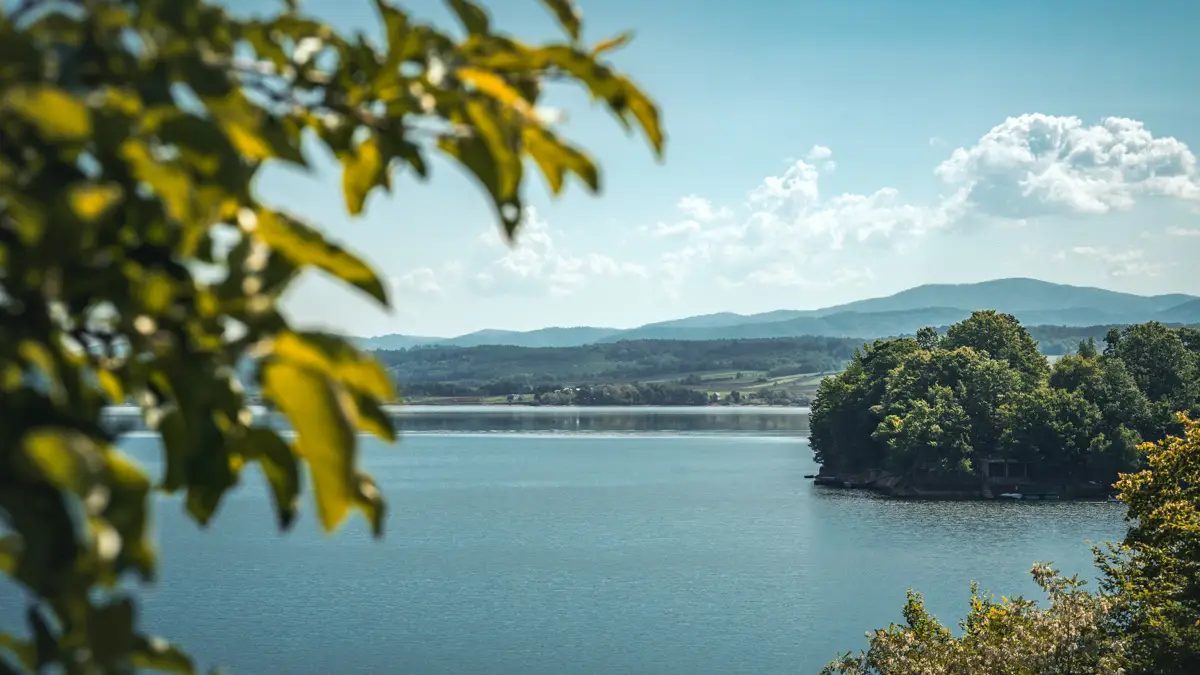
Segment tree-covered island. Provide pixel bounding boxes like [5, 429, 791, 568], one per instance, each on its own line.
[810, 311, 1200, 499]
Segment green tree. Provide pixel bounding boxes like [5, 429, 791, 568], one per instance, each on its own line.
[0, 0, 663, 672]
[828, 414, 1200, 675]
[822, 564, 1123, 675]
[999, 387, 1103, 484]
[810, 338, 921, 473]
[1097, 414, 1200, 675]
[915, 325, 941, 350]
[1108, 322, 1194, 402]
[943, 310, 1049, 385]
[873, 384, 973, 476]
[1050, 351, 1154, 443]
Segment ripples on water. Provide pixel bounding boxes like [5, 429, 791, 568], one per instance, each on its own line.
[3, 407, 1126, 675]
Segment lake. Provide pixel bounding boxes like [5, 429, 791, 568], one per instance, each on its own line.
[1, 407, 1127, 674]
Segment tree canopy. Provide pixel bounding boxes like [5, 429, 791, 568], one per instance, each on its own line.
[0, 0, 663, 672]
[827, 414, 1200, 675]
[810, 314, 1200, 491]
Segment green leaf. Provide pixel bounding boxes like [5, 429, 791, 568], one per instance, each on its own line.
[157, 409, 193, 492]
[261, 360, 357, 531]
[131, 635, 195, 674]
[341, 135, 386, 216]
[446, 0, 490, 35]
[18, 428, 101, 496]
[619, 75, 666, 159]
[67, 184, 124, 223]
[120, 140, 194, 224]
[271, 331, 396, 401]
[87, 597, 135, 667]
[253, 209, 389, 306]
[236, 428, 301, 531]
[539, 0, 582, 41]
[1, 85, 91, 142]
[523, 125, 599, 194]
[103, 451, 155, 579]
[0, 536, 18, 576]
[439, 100, 524, 237]
[350, 390, 396, 442]
[208, 96, 306, 167]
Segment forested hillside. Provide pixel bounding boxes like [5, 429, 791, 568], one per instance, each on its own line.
[374, 336, 860, 394]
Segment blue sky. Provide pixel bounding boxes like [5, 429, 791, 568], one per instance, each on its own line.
[251, 0, 1200, 337]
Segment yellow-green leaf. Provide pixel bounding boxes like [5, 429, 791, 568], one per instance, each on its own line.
[67, 184, 124, 223]
[539, 0, 582, 41]
[19, 428, 102, 496]
[350, 390, 396, 442]
[271, 331, 396, 401]
[458, 68, 530, 113]
[523, 125, 599, 194]
[261, 360, 356, 531]
[439, 100, 524, 237]
[103, 451, 154, 577]
[120, 140, 194, 224]
[1, 85, 92, 142]
[96, 370, 125, 405]
[620, 76, 665, 159]
[254, 209, 389, 306]
[341, 136, 385, 216]
[591, 31, 633, 57]
[18, 340, 63, 401]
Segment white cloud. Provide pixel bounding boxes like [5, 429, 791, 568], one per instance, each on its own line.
[471, 208, 646, 297]
[676, 195, 731, 222]
[806, 145, 833, 161]
[1166, 226, 1200, 237]
[639, 116, 1199, 293]
[1062, 246, 1162, 277]
[392, 267, 442, 295]
[935, 114, 1200, 218]
[645, 149, 962, 291]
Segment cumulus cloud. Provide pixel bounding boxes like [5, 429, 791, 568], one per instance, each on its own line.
[471, 208, 646, 297]
[647, 145, 962, 291]
[1060, 246, 1162, 277]
[392, 267, 442, 295]
[935, 114, 1200, 218]
[638, 114, 1199, 293]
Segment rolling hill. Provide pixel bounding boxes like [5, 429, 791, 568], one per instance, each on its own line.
[358, 278, 1200, 349]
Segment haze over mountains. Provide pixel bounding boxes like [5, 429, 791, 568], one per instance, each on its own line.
[358, 278, 1200, 351]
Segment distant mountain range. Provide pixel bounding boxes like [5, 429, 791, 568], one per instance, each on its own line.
[357, 278, 1200, 351]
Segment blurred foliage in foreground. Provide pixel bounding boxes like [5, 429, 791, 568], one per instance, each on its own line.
[0, 0, 662, 671]
[825, 415, 1200, 675]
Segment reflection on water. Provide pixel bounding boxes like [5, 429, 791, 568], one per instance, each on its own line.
[381, 406, 810, 435]
[102, 405, 811, 436]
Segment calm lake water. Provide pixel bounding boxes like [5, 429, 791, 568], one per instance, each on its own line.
[1, 407, 1127, 674]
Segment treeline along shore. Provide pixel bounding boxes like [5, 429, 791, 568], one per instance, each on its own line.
[810, 311, 1200, 500]
[366, 322, 1194, 408]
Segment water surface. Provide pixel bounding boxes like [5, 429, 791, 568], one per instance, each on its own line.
[1, 407, 1126, 674]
